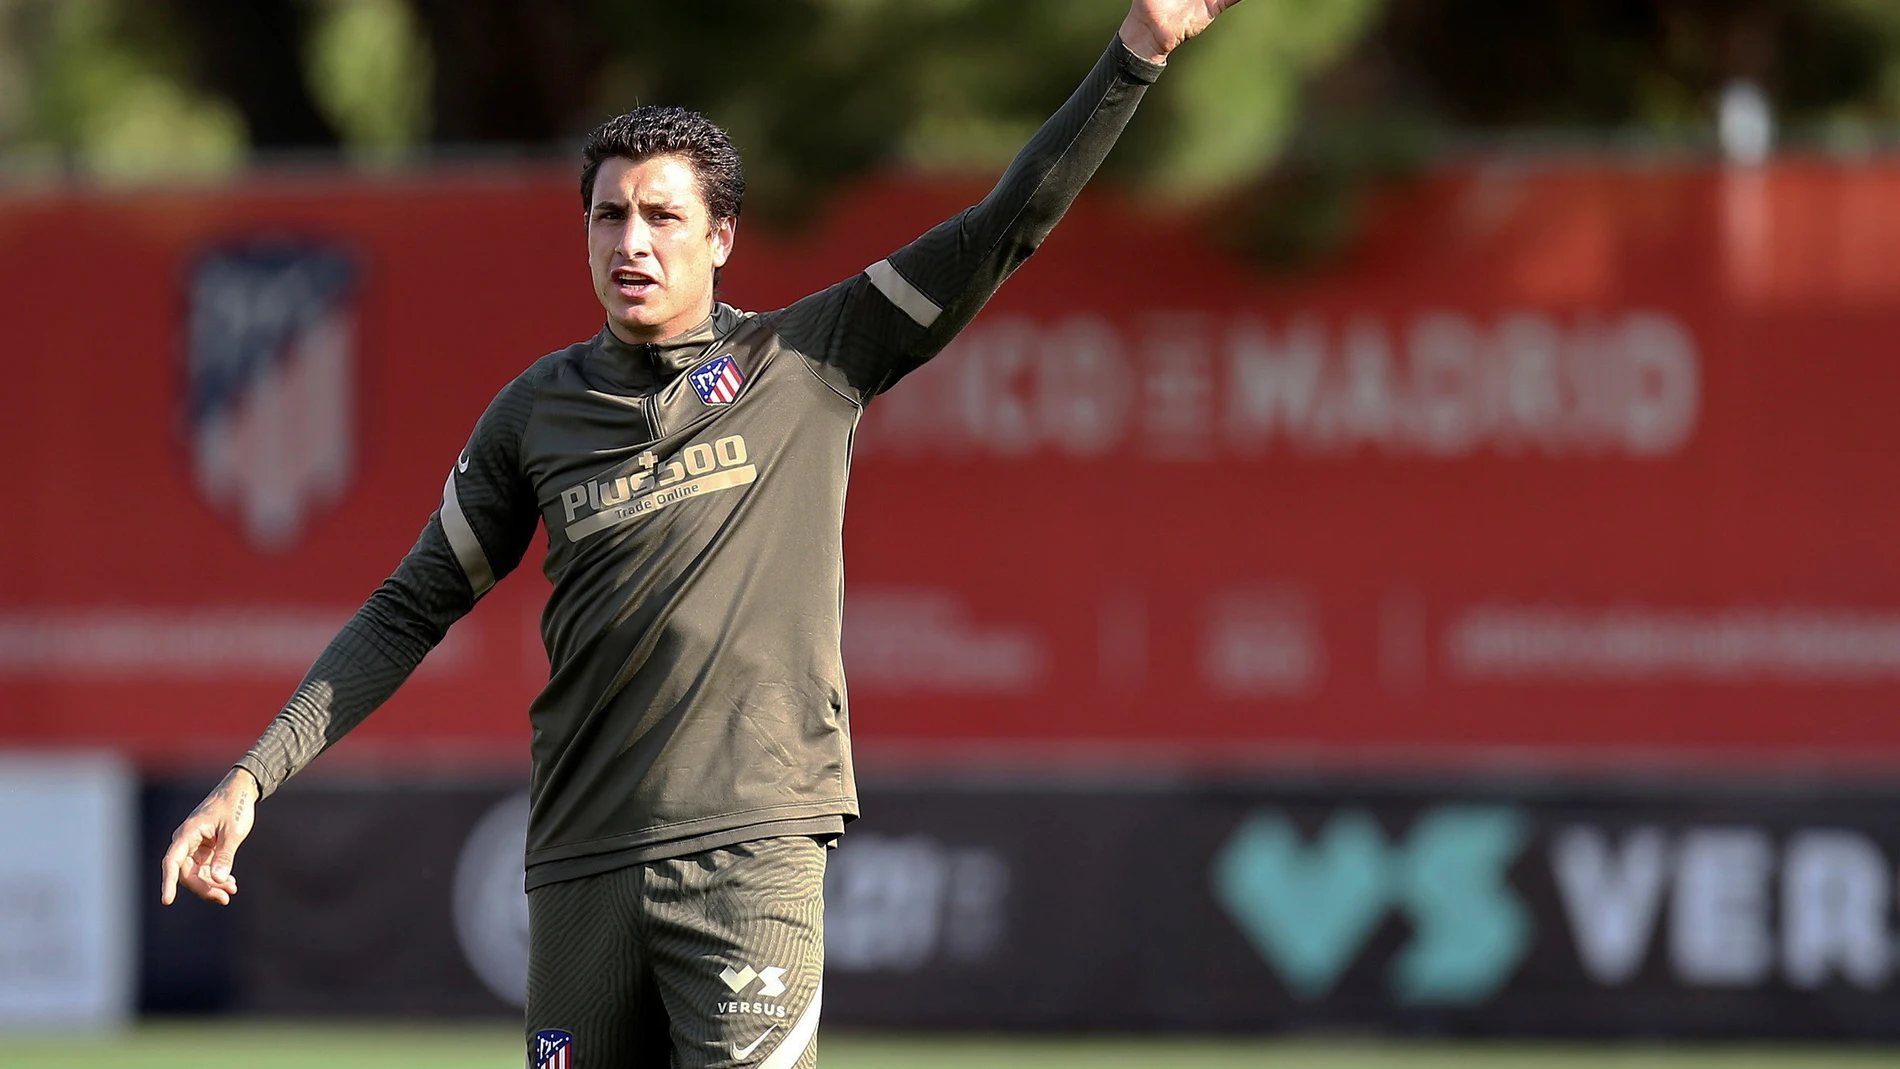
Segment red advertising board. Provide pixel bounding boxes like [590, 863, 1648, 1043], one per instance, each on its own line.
[4, 162, 1900, 765]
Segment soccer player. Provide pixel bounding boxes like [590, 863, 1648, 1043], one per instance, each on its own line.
[161, 2, 1241, 1065]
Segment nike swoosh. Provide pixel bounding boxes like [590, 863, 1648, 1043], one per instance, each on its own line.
[457, 454, 470, 473]
[732, 1026, 776, 1060]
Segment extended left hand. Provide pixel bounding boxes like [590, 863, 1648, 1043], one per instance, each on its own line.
[160, 767, 258, 906]
[1119, 0, 1246, 63]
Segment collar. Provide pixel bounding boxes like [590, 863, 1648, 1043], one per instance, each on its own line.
[593, 304, 742, 382]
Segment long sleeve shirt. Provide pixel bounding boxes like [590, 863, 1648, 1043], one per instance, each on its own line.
[236, 36, 1165, 889]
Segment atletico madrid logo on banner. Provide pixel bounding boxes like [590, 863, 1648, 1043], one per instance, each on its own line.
[532, 1029, 573, 1069]
[181, 240, 361, 553]
[690, 354, 746, 405]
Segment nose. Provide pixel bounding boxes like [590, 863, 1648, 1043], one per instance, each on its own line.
[614, 214, 652, 261]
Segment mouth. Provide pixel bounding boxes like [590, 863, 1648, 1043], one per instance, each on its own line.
[611, 268, 657, 299]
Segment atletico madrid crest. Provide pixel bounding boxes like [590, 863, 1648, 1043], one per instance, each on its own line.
[689, 354, 746, 405]
[183, 240, 360, 553]
[532, 1029, 573, 1069]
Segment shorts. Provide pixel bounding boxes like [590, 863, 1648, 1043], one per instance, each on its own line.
[525, 835, 825, 1068]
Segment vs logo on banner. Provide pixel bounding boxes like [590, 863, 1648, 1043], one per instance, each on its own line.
[183, 241, 360, 552]
[1212, 805, 1532, 1005]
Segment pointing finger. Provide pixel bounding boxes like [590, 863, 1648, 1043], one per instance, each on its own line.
[159, 829, 199, 906]
[160, 852, 179, 906]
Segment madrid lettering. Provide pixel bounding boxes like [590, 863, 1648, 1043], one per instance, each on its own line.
[859, 311, 1699, 460]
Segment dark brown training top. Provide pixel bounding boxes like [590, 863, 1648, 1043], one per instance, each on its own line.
[237, 37, 1164, 890]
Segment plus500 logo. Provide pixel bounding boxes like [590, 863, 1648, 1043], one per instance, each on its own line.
[1212, 805, 1532, 1005]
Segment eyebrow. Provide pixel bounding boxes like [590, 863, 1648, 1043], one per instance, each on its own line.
[591, 197, 685, 213]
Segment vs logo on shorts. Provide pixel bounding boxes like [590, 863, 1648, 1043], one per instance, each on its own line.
[532, 1029, 574, 1069]
[689, 354, 746, 405]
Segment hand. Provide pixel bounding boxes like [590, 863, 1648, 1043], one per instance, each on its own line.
[160, 767, 259, 906]
[1119, 0, 1245, 63]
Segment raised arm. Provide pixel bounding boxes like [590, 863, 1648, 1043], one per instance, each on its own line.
[1117, 0, 1240, 64]
[780, 0, 1242, 401]
[160, 370, 544, 906]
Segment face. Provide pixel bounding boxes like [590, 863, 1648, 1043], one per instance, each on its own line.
[587, 154, 736, 344]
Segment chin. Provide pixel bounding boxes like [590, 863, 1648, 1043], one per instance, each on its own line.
[607, 311, 663, 340]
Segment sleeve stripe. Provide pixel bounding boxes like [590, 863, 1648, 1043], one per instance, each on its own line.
[440, 473, 496, 597]
[865, 259, 941, 328]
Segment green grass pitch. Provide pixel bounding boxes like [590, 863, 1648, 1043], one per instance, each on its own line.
[3, 1024, 1896, 1068]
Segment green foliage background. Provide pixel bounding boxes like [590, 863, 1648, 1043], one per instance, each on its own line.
[4, 0, 1900, 257]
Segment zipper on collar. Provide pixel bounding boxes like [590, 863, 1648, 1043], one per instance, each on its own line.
[640, 345, 665, 439]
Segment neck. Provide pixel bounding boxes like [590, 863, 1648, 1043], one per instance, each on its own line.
[608, 299, 714, 345]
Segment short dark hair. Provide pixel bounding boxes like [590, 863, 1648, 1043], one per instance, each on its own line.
[579, 106, 745, 222]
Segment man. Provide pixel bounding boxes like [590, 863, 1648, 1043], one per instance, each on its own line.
[161, 2, 1241, 1065]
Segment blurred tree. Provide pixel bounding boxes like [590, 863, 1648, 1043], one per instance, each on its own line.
[1216, 0, 1900, 269]
[407, 0, 597, 144]
[1368, 0, 1891, 139]
[1812, 0, 1900, 151]
[0, 0, 1374, 205]
[157, 0, 338, 149]
[7, 0, 1900, 244]
[0, 0, 246, 181]
[306, 0, 431, 160]
[573, 0, 1383, 221]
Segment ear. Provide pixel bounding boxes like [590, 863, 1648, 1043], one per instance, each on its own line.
[710, 216, 737, 269]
